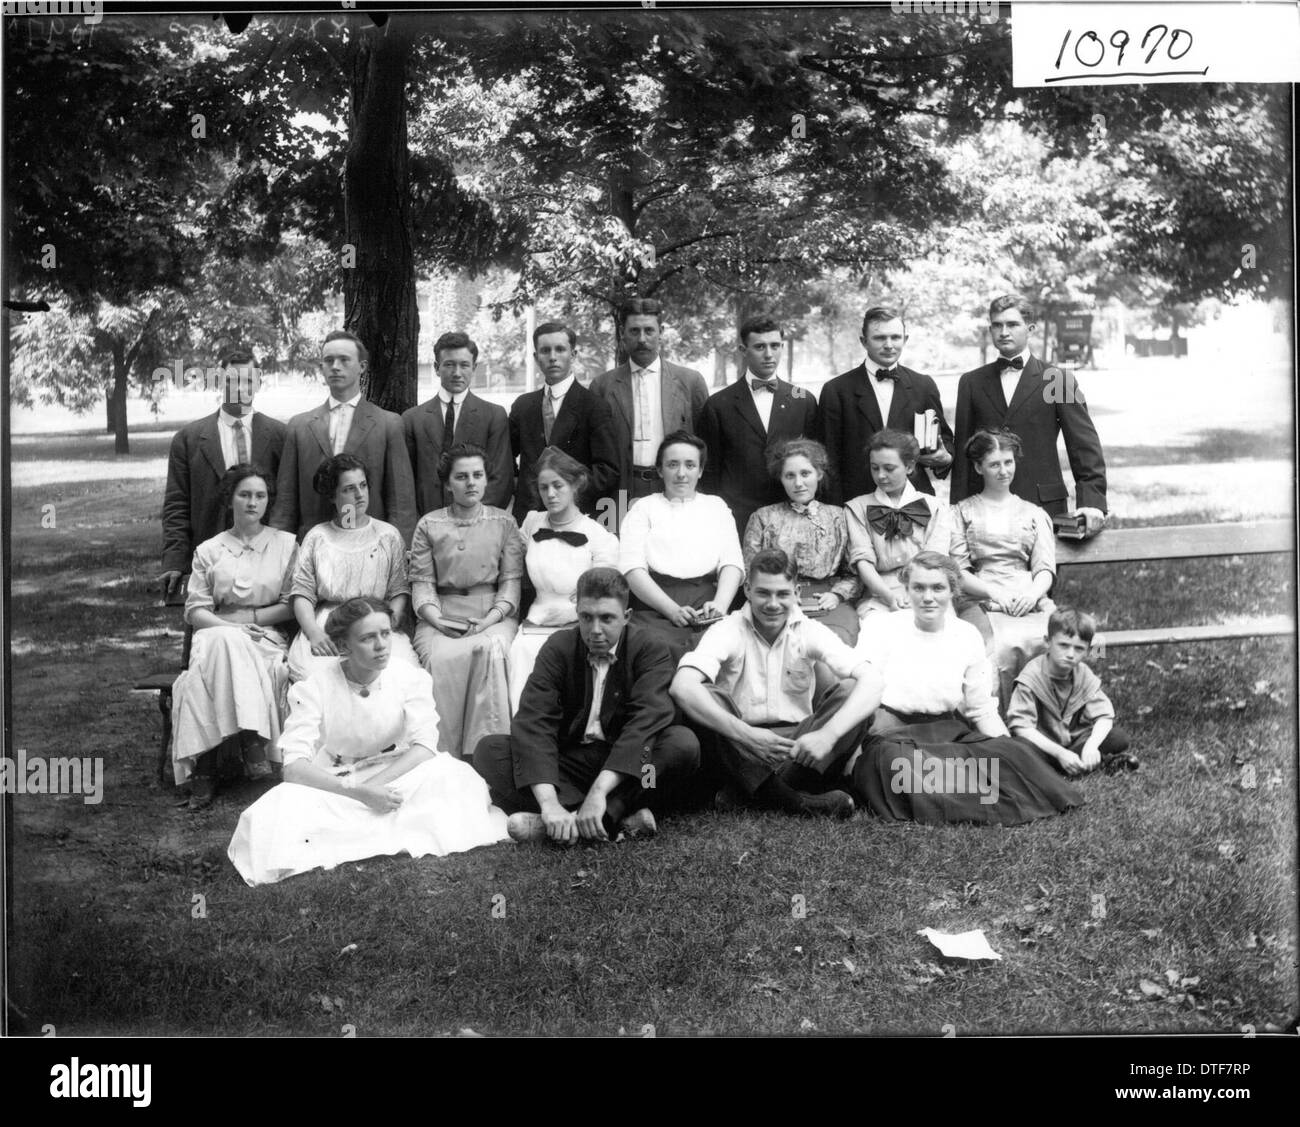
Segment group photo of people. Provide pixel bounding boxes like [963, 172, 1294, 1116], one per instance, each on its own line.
[162, 296, 1133, 882]
[6, 6, 1293, 1050]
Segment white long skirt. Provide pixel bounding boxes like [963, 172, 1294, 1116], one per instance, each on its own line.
[227, 753, 509, 887]
[171, 626, 289, 785]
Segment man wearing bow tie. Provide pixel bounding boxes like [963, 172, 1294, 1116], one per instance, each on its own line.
[698, 314, 820, 537]
[819, 306, 954, 505]
[270, 330, 418, 542]
[590, 298, 710, 506]
[951, 296, 1107, 535]
[508, 321, 619, 525]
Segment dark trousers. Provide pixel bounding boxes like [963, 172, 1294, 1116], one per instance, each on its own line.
[696, 681, 866, 797]
[1068, 725, 1131, 757]
[472, 726, 700, 825]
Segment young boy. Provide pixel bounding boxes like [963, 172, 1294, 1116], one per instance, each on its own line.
[1006, 607, 1137, 775]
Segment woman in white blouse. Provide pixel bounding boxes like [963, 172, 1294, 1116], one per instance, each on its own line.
[285, 453, 419, 683]
[618, 430, 745, 660]
[508, 446, 620, 710]
[171, 464, 298, 810]
[846, 551, 1083, 826]
[228, 597, 508, 886]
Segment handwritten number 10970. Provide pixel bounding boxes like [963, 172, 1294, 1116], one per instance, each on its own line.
[1054, 26, 1194, 71]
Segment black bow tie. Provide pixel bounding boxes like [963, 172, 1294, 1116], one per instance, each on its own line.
[998, 356, 1025, 371]
[534, 528, 588, 547]
[865, 499, 932, 540]
[874, 368, 898, 382]
[750, 378, 778, 392]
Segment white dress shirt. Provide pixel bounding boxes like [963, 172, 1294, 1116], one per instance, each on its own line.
[630, 359, 664, 466]
[328, 393, 362, 454]
[745, 372, 776, 432]
[999, 351, 1032, 409]
[583, 646, 618, 742]
[618, 493, 745, 579]
[543, 373, 575, 414]
[438, 388, 469, 437]
[866, 363, 896, 423]
[217, 408, 258, 469]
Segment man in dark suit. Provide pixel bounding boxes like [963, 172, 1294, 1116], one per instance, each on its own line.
[951, 295, 1107, 534]
[158, 348, 286, 598]
[698, 313, 820, 537]
[269, 330, 418, 543]
[589, 298, 710, 505]
[472, 567, 700, 843]
[402, 330, 512, 515]
[508, 320, 619, 525]
[819, 306, 954, 504]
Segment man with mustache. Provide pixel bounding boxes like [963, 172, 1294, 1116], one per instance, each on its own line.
[590, 298, 710, 507]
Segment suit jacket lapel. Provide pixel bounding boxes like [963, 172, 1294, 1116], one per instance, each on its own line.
[198, 413, 225, 482]
[1006, 358, 1043, 419]
[852, 366, 885, 433]
[976, 367, 1008, 417]
[886, 371, 915, 431]
[345, 399, 378, 451]
[309, 402, 333, 461]
[424, 397, 445, 449]
[730, 380, 767, 441]
[660, 365, 682, 433]
[611, 367, 634, 431]
[456, 393, 482, 443]
[550, 385, 579, 447]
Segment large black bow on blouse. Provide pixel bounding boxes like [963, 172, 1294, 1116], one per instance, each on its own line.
[534, 528, 588, 547]
[865, 499, 932, 540]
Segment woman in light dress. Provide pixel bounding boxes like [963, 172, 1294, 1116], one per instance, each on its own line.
[285, 453, 419, 683]
[743, 438, 860, 647]
[508, 447, 620, 711]
[950, 428, 1057, 707]
[228, 597, 508, 886]
[846, 551, 1083, 826]
[172, 464, 298, 810]
[618, 430, 745, 661]
[410, 443, 523, 758]
[845, 428, 951, 627]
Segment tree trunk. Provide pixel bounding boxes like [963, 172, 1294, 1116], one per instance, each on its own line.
[110, 339, 130, 454]
[343, 19, 418, 414]
[105, 393, 116, 433]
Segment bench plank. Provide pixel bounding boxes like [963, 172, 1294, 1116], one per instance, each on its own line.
[1097, 615, 1295, 648]
[1057, 520, 1293, 565]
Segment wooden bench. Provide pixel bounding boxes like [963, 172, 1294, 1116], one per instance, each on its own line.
[1054, 518, 1295, 648]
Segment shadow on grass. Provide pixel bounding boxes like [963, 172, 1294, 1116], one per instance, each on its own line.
[1104, 425, 1294, 468]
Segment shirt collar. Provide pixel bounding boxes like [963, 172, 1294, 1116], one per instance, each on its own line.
[218, 407, 256, 427]
[865, 361, 897, 379]
[438, 388, 469, 407]
[1000, 350, 1032, 370]
[220, 525, 270, 551]
[788, 499, 822, 518]
[870, 481, 923, 508]
[544, 374, 575, 399]
[587, 645, 618, 667]
[328, 392, 362, 410]
[739, 602, 803, 642]
[631, 358, 661, 378]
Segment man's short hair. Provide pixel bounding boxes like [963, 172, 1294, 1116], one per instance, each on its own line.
[1047, 606, 1097, 644]
[861, 305, 905, 336]
[576, 567, 630, 607]
[324, 329, 369, 365]
[747, 548, 798, 584]
[434, 331, 478, 365]
[618, 298, 663, 327]
[532, 321, 577, 349]
[218, 346, 256, 368]
[738, 314, 782, 344]
[989, 294, 1036, 323]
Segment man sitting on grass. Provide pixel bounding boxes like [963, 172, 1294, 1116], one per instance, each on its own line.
[670, 548, 879, 818]
[472, 567, 700, 844]
[1006, 606, 1137, 775]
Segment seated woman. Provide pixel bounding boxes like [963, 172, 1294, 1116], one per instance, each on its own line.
[508, 446, 620, 711]
[286, 453, 419, 683]
[950, 428, 1056, 707]
[844, 428, 952, 624]
[172, 464, 298, 810]
[411, 443, 523, 758]
[228, 597, 508, 886]
[743, 437, 860, 647]
[618, 430, 744, 662]
[847, 551, 1083, 826]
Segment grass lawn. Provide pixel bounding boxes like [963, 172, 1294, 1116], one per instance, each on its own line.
[6, 422, 1297, 1036]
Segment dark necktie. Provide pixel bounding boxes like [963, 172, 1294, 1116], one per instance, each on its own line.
[444, 399, 456, 441]
[232, 418, 249, 464]
[865, 499, 932, 540]
[534, 528, 588, 547]
[874, 368, 898, 382]
[750, 378, 777, 392]
[999, 356, 1025, 371]
[542, 391, 556, 442]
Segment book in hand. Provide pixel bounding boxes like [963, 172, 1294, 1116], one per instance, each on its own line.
[442, 614, 474, 631]
[1052, 511, 1088, 540]
[913, 409, 940, 453]
[691, 609, 724, 627]
[799, 596, 828, 617]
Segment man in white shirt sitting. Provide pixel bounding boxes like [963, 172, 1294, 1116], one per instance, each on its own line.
[670, 548, 881, 818]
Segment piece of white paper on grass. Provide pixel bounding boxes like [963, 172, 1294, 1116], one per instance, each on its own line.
[918, 927, 1003, 961]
